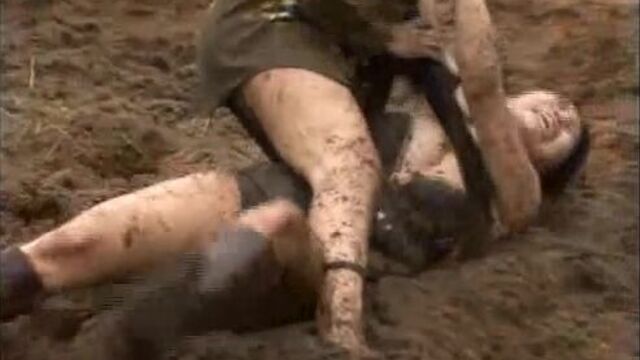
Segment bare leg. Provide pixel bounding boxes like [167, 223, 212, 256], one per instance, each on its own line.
[118, 199, 325, 359]
[242, 68, 381, 353]
[18, 172, 241, 291]
[454, 0, 541, 232]
[236, 199, 324, 300]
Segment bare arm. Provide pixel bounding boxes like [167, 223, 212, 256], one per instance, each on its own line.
[453, 0, 541, 232]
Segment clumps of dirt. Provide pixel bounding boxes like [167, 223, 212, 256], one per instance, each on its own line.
[0, 164, 72, 244]
[0, 109, 177, 248]
[72, 117, 175, 179]
[0, 0, 638, 360]
[1, 179, 69, 224]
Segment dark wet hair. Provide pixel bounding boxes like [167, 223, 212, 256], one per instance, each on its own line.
[539, 124, 591, 197]
[373, 125, 591, 271]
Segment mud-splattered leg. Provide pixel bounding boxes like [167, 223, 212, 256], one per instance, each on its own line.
[242, 68, 381, 355]
[16, 172, 241, 292]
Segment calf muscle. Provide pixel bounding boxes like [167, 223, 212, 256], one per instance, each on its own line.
[243, 68, 381, 352]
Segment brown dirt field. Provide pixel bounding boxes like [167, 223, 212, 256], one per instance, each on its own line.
[1, 0, 638, 359]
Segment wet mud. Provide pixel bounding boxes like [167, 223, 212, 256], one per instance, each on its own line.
[1, 0, 638, 359]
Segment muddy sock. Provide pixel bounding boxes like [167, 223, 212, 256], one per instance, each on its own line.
[1, 246, 44, 321]
[120, 226, 313, 359]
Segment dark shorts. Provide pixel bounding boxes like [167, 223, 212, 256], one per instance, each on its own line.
[197, 0, 397, 162]
[197, 0, 356, 112]
[236, 162, 311, 210]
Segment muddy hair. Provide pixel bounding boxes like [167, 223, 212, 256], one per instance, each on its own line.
[539, 124, 591, 197]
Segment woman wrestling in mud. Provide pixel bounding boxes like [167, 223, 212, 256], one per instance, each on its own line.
[196, 0, 451, 351]
[195, 0, 589, 352]
[1, 0, 590, 356]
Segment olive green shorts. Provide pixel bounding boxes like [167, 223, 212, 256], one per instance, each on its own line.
[197, 0, 357, 111]
[197, 0, 397, 163]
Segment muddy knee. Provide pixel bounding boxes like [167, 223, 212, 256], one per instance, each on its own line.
[313, 157, 382, 214]
[310, 137, 382, 196]
[308, 145, 382, 267]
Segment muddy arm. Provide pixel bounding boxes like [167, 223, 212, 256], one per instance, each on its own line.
[453, 0, 541, 232]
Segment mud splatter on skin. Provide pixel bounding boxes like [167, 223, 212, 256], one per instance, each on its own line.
[122, 228, 135, 249]
[1, 0, 637, 359]
[122, 215, 140, 249]
[156, 216, 172, 233]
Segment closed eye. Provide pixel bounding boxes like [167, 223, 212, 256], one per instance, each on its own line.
[533, 107, 562, 138]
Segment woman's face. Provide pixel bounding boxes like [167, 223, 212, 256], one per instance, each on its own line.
[507, 91, 582, 173]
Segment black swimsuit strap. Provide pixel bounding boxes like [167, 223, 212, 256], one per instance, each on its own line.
[409, 58, 496, 259]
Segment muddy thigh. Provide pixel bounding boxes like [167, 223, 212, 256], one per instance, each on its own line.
[20, 172, 241, 291]
[242, 68, 381, 350]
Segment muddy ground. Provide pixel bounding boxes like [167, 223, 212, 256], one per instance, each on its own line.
[1, 0, 638, 359]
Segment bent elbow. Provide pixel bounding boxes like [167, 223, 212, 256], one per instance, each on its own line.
[495, 179, 542, 234]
